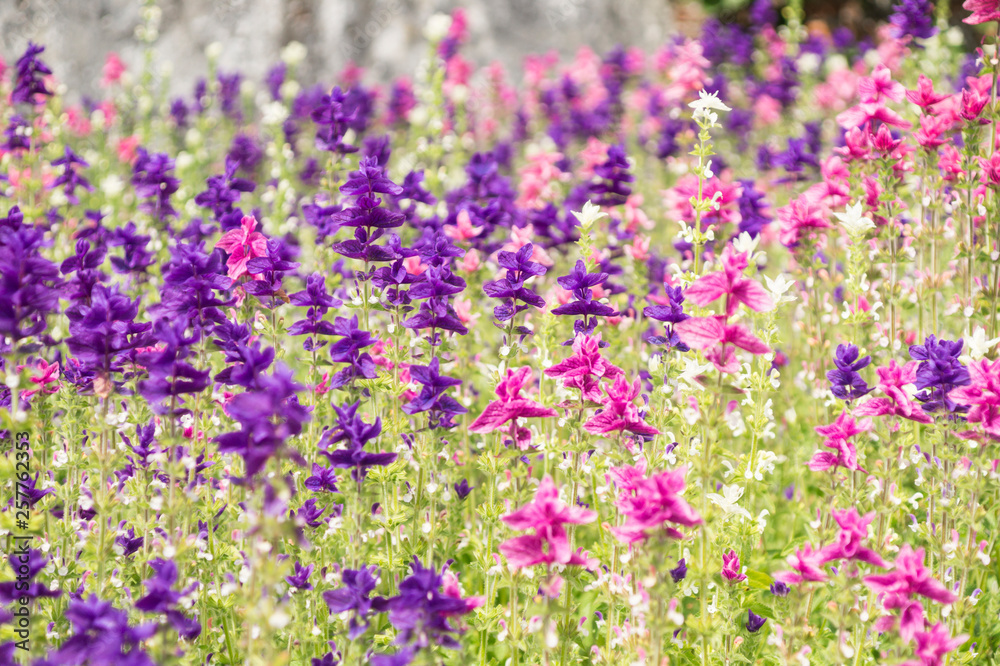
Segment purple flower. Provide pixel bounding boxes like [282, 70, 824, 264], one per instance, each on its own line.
[286, 562, 315, 590]
[294, 498, 327, 528]
[669, 558, 688, 583]
[135, 559, 201, 640]
[304, 463, 340, 493]
[115, 526, 144, 558]
[214, 361, 309, 477]
[50, 146, 93, 204]
[770, 581, 790, 597]
[643, 286, 690, 352]
[328, 315, 379, 389]
[827, 344, 873, 402]
[383, 558, 477, 649]
[11, 42, 53, 104]
[0, 548, 60, 603]
[109, 222, 154, 276]
[453, 479, 473, 500]
[136, 318, 211, 415]
[132, 149, 180, 221]
[312, 86, 358, 155]
[483, 244, 547, 323]
[590, 144, 633, 206]
[217, 71, 243, 119]
[2, 115, 31, 152]
[195, 158, 255, 222]
[150, 241, 232, 332]
[322, 565, 384, 640]
[909, 335, 970, 413]
[43, 595, 157, 665]
[404, 357, 467, 429]
[320, 401, 396, 482]
[746, 610, 767, 633]
[0, 215, 63, 342]
[890, 0, 937, 41]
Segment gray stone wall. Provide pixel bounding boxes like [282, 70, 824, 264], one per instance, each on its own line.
[1, 0, 676, 99]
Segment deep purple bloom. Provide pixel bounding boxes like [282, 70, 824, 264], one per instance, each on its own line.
[136, 317, 211, 415]
[320, 401, 395, 482]
[312, 86, 358, 155]
[2, 115, 31, 152]
[304, 463, 340, 493]
[109, 221, 154, 276]
[383, 558, 476, 650]
[770, 581, 790, 597]
[132, 149, 180, 221]
[746, 610, 767, 633]
[590, 144, 633, 206]
[11, 42, 53, 104]
[195, 158, 255, 222]
[669, 558, 688, 583]
[827, 344, 873, 402]
[483, 244, 547, 323]
[0, 548, 60, 603]
[50, 146, 93, 204]
[453, 479, 473, 500]
[322, 565, 384, 640]
[43, 595, 156, 665]
[403, 357, 467, 428]
[551, 260, 618, 320]
[890, 0, 937, 40]
[909, 336, 970, 413]
[0, 214, 63, 341]
[328, 315, 379, 389]
[135, 558, 201, 640]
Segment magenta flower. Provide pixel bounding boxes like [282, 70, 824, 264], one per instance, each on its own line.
[583, 375, 659, 436]
[675, 316, 769, 374]
[544, 332, 624, 403]
[905, 623, 969, 666]
[499, 475, 597, 569]
[854, 360, 933, 425]
[949, 358, 1000, 439]
[215, 214, 268, 281]
[963, 0, 1000, 24]
[818, 508, 886, 567]
[864, 546, 956, 642]
[683, 245, 773, 317]
[468, 367, 557, 441]
[611, 465, 701, 543]
[721, 549, 746, 582]
[809, 411, 872, 472]
[774, 543, 829, 584]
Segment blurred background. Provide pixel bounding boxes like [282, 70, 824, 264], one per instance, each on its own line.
[0, 0, 982, 99]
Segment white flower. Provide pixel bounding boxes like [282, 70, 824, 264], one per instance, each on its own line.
[731, 231, 760, 256]
[424, 13, 452, 41]
[679, 357, 713, 389]
[765, 273, 797, 305]
[706, 484, 752, 520]
[572, 200, 608, 230]
[962, 326, 999, 363]
[833, 202, 875, 237]
[689, 89, 731, 113]
[280, 41, 307, 67]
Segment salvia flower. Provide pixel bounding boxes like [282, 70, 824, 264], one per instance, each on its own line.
[722, 550, 747, 582]
[11, 42, 53, 104]
[827, 344, 874, 402]
[909, 336, 970, 413]
[611, 465, 702, 543]
[320, 401, 396, 482]
[746, 610, 767, 633]
[468, 366, 556, 446]
[322, 565, 384, 640]
[499, 475, 598, 569]
[545, 333, 625, 403]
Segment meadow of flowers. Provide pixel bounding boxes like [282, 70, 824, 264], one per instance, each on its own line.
[3, 0, 1000, 663]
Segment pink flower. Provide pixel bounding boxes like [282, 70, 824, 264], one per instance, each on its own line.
[858, 65, 905, 105]
[445, 209, 482, 242]
[19, 359, 60, 400]
[819, 508, 886, 567]
[963, 0, 1000, 24]
[721, 550, 746, 582]
[864, 546, 956, 642]
[809, 412, 872, 472]
[906, 75, 949, 109]
[684, 245, 773, 316]
[949, 358, 1000, 438]
[854, 360, 933, 424]
[499, 475, 597, 569]
[102, 52, 126, 87]
[611, 465, 701, 543]
[545, 333, 624, 403]
[774, 543, 828, 584]
[468, 367, 557, 436]
[215, 215, 269, 281]
[675, 316, 769, 374]
[776, 196, 832, 247]
[836, 103, 912, 131]
[583, 375, 659, 436]
[904, 623, 969, 666]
